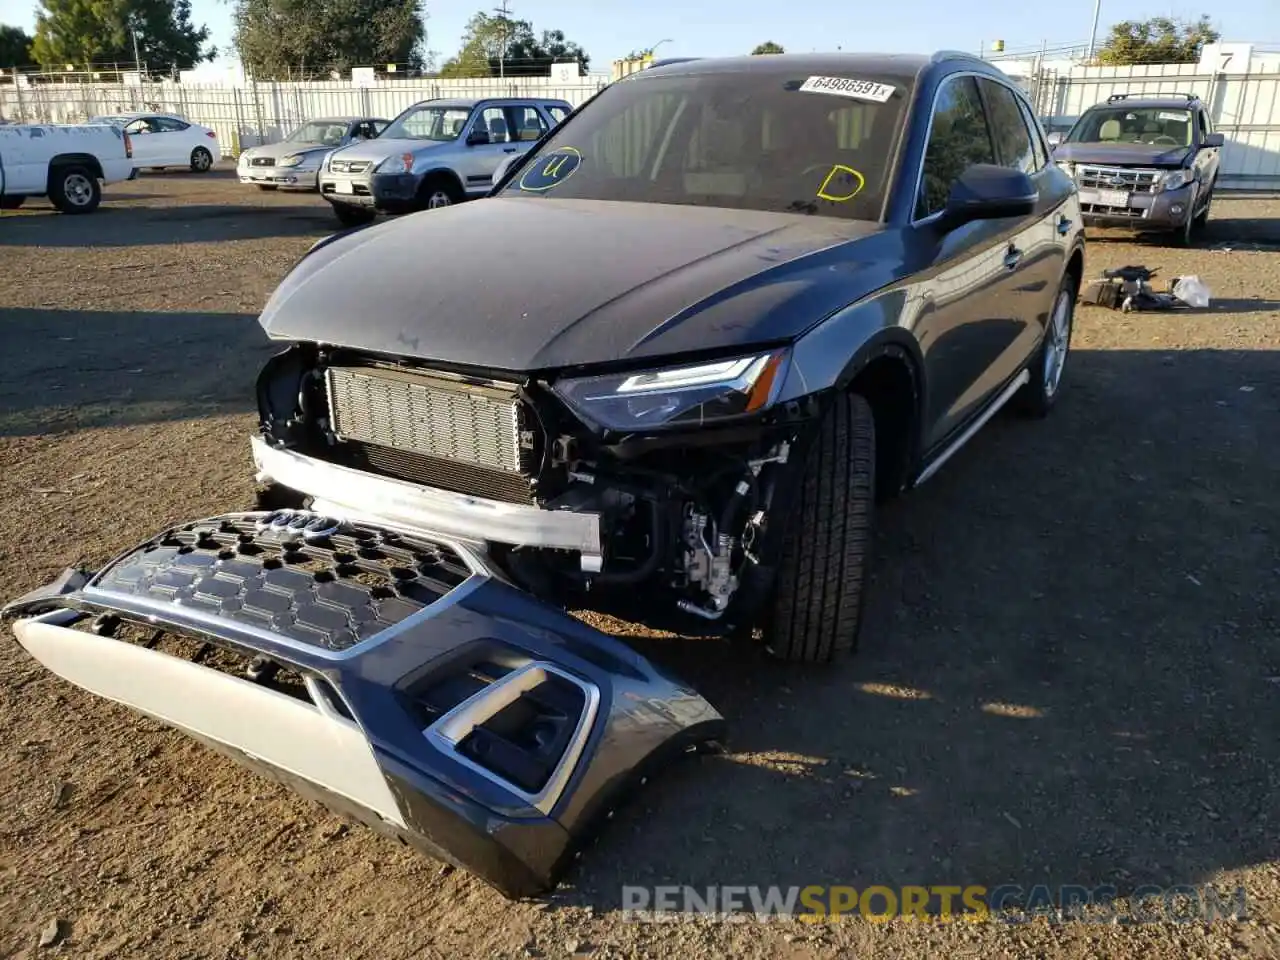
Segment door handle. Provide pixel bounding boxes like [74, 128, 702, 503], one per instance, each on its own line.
[503, 147, 517, 153]
[1003, 246, 1022, 270]
[1056, 215, 1072, 235]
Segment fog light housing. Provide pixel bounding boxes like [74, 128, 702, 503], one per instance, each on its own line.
[1170, 203, 1185, 216]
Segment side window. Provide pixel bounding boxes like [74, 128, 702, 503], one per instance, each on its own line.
[979, 79, 1036, 174]
[917, 76, 996, 220]
[546, 105, 570, 125]
[374, 120, 391, 135]
[473, 106, 510, 143]
[509, 105, 548, 142]
[153, 117, 190, 132]
[1015, 96, 1049, 170]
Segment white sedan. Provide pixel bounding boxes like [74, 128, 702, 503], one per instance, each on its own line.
[89, 112, 220, 172]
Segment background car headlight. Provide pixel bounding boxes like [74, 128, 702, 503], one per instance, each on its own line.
[376, 153, 415, 173]
[552, 350, 790, 431]
[278, 154, 305, 168]
[1159, 169, 1195, 191]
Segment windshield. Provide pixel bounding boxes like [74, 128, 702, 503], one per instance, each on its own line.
[500, 70, 911, 220]
[286, 120, 349, 145]
[382, 105, 472, 141]
[1066, 106, 1193, 147]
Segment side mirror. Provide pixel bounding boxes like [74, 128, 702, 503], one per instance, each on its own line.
[466, 130, 490, 146]
[1046, 131, 1063, 147]
[1203, 132, 1225, 148]
[936, 164, 1038, 232]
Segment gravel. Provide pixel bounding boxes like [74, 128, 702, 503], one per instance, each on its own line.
[1, 167, 1277, 958]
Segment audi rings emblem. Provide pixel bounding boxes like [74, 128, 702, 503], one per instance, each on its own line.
[254, 509, 342, 541]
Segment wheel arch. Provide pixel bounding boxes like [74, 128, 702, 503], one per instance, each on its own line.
[48, 153, 104, 185]
[418, 167, 465, 198]
[840, 335, 925, 500]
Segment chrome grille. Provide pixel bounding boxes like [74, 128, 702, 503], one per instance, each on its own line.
[329, 160, 371, 173]
[325, 366, 525, 475]
[1077, 165, 1161, 194]
[251, 156, 275, 167]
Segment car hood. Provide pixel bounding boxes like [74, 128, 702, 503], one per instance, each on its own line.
[258, 197, 892, 372]
[327, 138, 448, 164]
[244, 141, 335, 161]
[1052, 141, 1192, 168]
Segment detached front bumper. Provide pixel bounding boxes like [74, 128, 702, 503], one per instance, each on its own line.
[1078, 181, 1196, 230]
[4, 511, 724, 899]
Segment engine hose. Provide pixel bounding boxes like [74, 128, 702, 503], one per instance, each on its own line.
[591, 496, 667, 585]
[717, 469, 759, 551]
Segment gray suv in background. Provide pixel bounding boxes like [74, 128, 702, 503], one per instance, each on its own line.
[1048, 92, 1223, 245]
[318, 96, 573, 226]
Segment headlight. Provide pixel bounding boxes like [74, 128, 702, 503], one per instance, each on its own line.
[1158, 169, 1195, 191]
[278, 154, 304, 168]
[376, 153, 415, 173]
[552, 350, 790, 431]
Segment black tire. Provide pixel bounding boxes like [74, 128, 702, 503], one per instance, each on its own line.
[0, 195, 24, 210]
[1168, 187, 1201, 247]
[1193, 180, 1214, 229]
[190, 146, 214, 173]
[48, 165, 101, 214]
[332, 203, 375, 227]
[1014, 270, 1077, 418]
[417, 174, 464, 211]
[256, 184, 278, 191]
[765, 392, 876, 664]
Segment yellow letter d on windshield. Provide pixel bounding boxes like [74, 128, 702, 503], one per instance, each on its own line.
[817, 165, 865, 202]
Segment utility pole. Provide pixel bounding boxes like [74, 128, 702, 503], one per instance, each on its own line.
[493, 0, 511, 80]
[1086, 0, 1102, 62]
[130, 17, 142, 76]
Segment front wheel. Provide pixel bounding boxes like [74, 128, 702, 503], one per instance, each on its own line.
[190, 147, 214, 173]
[1015, 272, 1076, 418]
[332, 203, 375, 228]
[764, 392, 876, 664]
[417, 175, 464, 211]
[49, 165, 101, 214]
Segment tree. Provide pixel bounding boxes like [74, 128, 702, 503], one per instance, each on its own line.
[1096, 15, 1219, 65]
[751, 41, 784, 55]
[438, 11, 588, 78]
[32, 0, 213, 71]
[0, 24, 35, 66]
[232, 0, 426, 79]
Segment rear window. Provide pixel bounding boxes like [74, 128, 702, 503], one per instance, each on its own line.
[501, 70, 913, 221]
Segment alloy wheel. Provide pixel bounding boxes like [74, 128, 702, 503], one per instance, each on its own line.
[1044, 289, 1073, 397]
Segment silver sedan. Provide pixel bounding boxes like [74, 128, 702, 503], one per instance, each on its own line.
[237, 117, 391, 191]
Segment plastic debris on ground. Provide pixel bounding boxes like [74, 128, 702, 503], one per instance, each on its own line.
[1078, 265, 1212, 313]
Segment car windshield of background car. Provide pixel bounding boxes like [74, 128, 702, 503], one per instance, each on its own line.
[381, 106, 473, 141]
[1066, 107, 1193, 147]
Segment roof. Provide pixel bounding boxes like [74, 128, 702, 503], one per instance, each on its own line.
[1095, 93, 1201, 109]
[639, 51, 974, 81]
[407, 96, 571, 110]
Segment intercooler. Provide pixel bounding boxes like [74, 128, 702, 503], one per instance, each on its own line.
[324, 365, 536, 504]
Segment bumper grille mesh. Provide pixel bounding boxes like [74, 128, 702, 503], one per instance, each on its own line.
[326, 366, 526, 476]
[1077, 165, 1161, 193]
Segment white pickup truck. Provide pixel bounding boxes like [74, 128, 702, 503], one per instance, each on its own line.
[0, 122, 136, 214]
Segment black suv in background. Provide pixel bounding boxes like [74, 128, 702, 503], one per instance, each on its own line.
[1049, 92, 1223, 244]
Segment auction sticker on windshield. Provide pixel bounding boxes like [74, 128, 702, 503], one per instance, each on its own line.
[798, 76, 896, 103]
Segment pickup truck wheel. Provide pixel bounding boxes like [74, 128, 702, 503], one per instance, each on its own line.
[0, 196, 23, 210]
[332, 203, 375, 227]
[190, 147, 214, 173]
[49, 166, 101, 214]
[764, 392, 876, 664]
[1015, 274, 1075, 418]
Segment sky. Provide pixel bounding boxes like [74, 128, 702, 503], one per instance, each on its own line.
[0, 0, 1273, 70]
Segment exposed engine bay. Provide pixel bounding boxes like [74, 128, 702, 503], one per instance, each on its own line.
[254, 343, 810, 624]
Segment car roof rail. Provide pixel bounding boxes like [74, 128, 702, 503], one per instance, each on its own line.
[1107, 90, 1200, 104]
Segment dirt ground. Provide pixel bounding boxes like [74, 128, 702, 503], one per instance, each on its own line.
[1, 166, 1278, 959]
